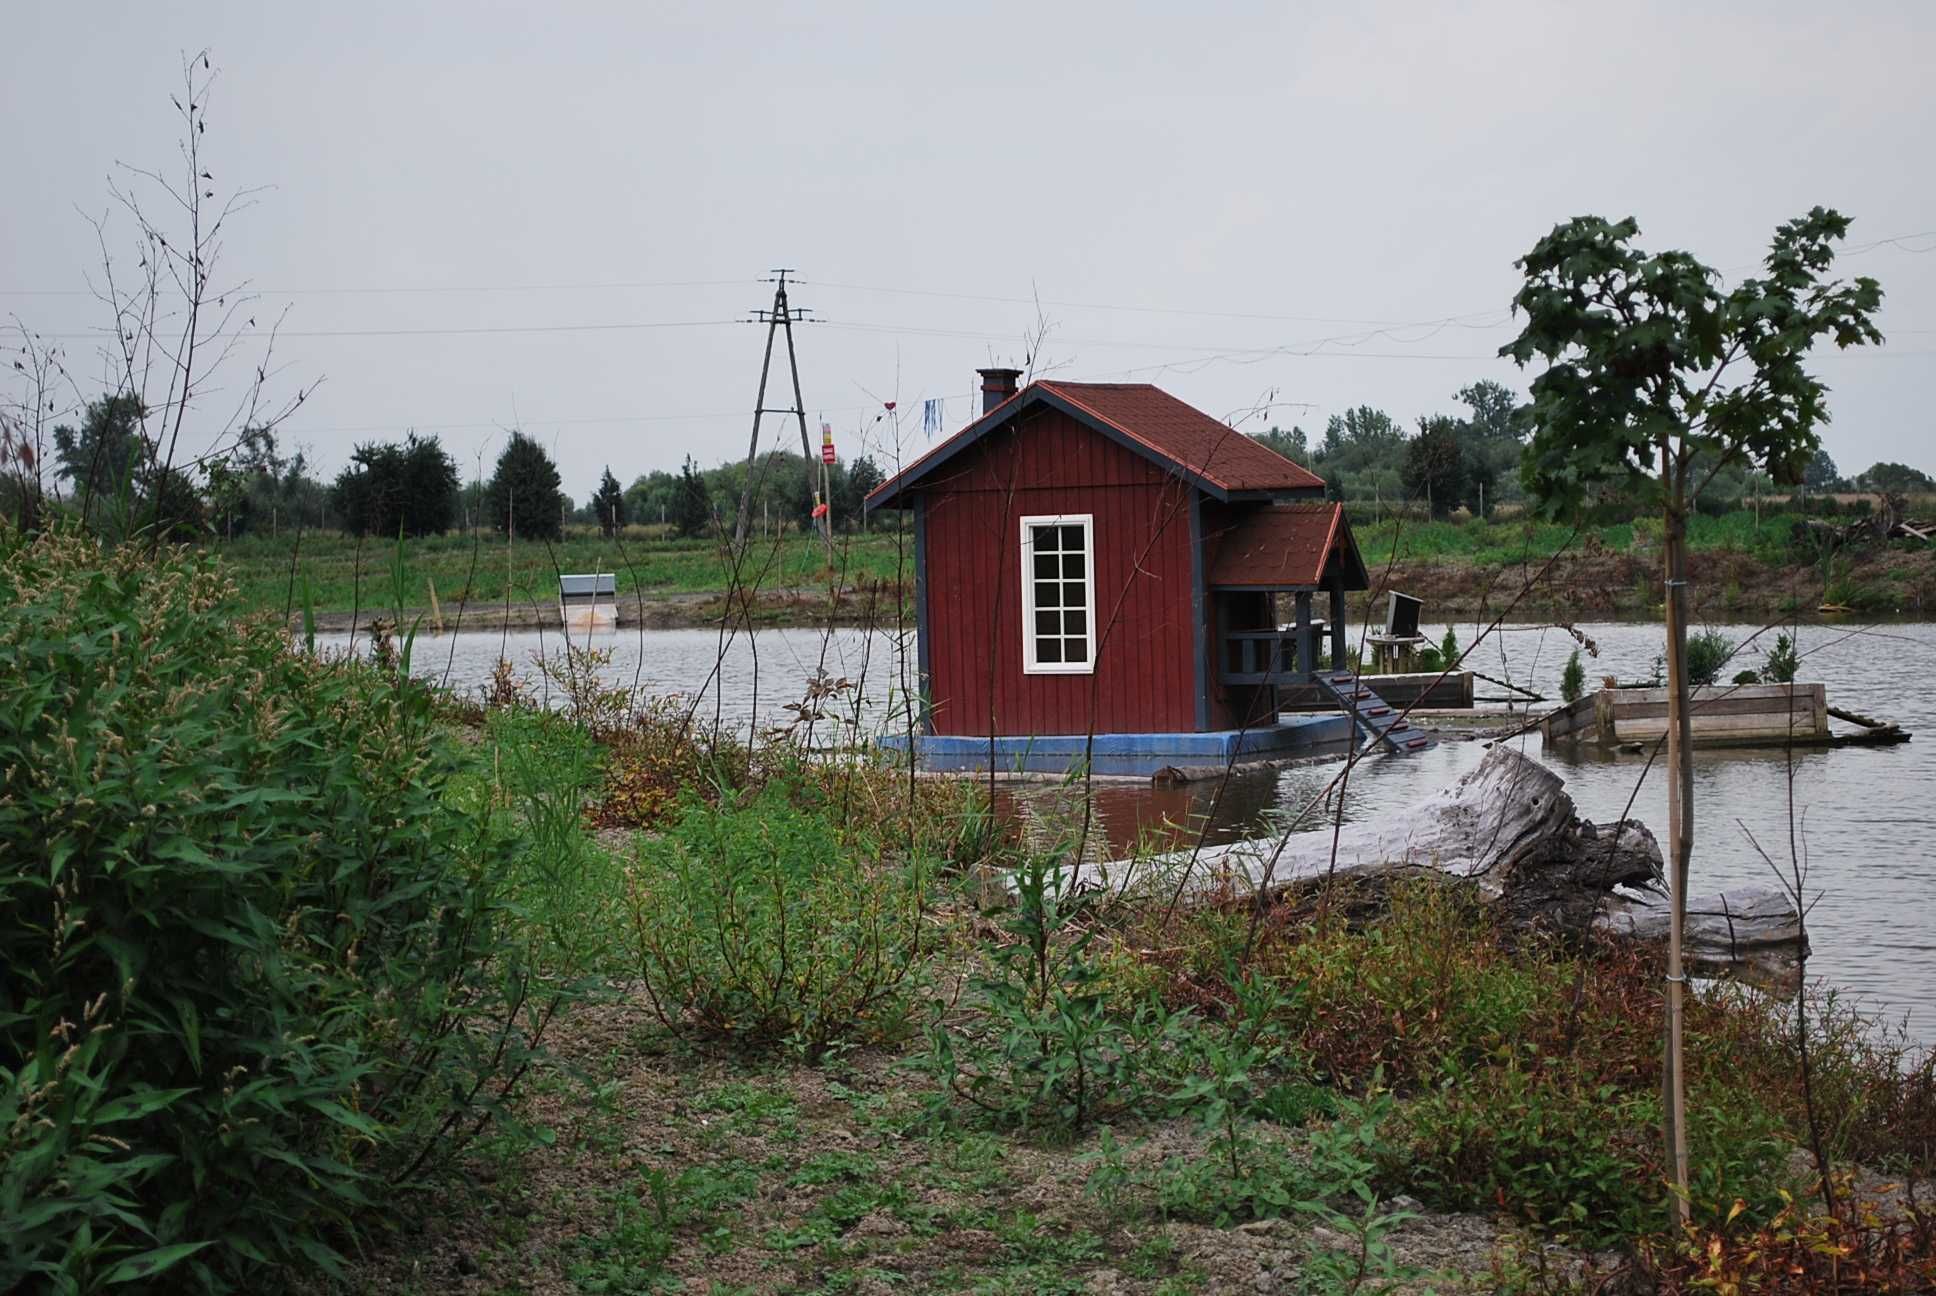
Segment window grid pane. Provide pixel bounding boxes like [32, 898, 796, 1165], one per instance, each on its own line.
[1027, 521, 1090, 669]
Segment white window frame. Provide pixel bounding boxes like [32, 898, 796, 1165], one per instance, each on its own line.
[1019, 513, 1097, 675]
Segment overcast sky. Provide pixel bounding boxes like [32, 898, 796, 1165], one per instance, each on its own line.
[7, 1, 1933, 501]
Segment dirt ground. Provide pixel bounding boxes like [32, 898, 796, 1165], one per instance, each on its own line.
[337, 990, 1626, 1296]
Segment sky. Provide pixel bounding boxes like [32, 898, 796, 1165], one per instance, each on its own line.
[5, 0, 1934, 502]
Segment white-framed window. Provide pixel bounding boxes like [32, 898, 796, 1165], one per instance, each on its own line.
[1019, 514, 1096, 674]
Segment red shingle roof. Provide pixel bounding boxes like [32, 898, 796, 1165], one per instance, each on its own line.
[1037, 382, 1326, 494]
[865, 379, 1325, 508]
[1208, 502, 1368, 590]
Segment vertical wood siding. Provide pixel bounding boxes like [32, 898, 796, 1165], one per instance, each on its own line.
[920, 407, 1200, 737]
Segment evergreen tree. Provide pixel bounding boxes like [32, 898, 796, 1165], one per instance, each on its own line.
[593, 466, 626, 537]
[672, 456, 713, 539]
[835, 454, 886, 531]
[484, 430, 567, 540]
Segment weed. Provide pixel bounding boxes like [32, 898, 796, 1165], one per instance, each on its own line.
[624, 791, 931, 1059]
[920, 846, 1189, 1135]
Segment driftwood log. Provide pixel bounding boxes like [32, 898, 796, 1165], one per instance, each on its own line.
[1082, 746, 1803, 979]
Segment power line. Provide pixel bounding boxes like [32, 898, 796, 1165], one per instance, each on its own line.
[30, 318, 741, 341]
[0, 277, 757, 298]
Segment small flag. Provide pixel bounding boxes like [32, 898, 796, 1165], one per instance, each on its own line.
[820, 420, 836, 465]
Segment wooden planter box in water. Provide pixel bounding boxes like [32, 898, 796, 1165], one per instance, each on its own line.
[1542, 682, 1828, 748]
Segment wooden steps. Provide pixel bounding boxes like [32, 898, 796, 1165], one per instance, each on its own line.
[1313, 671, 1436, 756]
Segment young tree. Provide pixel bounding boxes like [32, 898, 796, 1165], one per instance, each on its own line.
[1504, 207, 1882, 1220]
[485, 430, 566, 540]
[88, 53, 310, 546]
[593, 466, 626, 537]
[672, 456, 713, 539]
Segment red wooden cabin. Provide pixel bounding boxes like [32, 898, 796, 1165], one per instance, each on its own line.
[868, 369, 1369, 766]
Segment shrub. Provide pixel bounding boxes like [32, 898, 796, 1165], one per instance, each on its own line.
[594, 696, 748, 831]
[1389, 1068, 1791, 1245]
[0, 531, 557, 1292]
[1759, 632, 1800, 684]
[623, 789, 930, 1059]
[1684, 629, 1736, 687]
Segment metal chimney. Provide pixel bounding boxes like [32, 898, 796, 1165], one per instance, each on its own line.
[977, 366, 1023, 415]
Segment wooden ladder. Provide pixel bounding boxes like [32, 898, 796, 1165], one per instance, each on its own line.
[1313, 671, 1436, 756]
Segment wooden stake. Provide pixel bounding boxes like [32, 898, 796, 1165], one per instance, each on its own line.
[1660, 439, 1693, 1227]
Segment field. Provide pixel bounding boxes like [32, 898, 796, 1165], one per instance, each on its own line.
[214, 526, 914, 619]
[207, 508, 1936, 627]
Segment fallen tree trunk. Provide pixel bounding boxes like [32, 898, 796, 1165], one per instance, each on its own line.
[1081, 746, 1802, 979]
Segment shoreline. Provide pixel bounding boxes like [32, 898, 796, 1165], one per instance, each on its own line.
[287, 541, 1936, 636]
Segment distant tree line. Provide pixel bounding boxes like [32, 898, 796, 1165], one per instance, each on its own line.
[605, 449, 886, 540]
[1248, 377, 1931, 521]
[1252, 380, 1529, 518]
[9, 384, 1927, 541]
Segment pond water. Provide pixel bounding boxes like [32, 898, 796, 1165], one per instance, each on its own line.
[321, 617, 1936, 1045]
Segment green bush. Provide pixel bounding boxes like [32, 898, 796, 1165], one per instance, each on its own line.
[0, 531, 558, 1292]
[1560, 649, 1585, 703]
[623, 789, 931, 1059]
[1760, 631, 1800, 683]
[1684, 629, 1736, 687]
[1389, 1067, 1792, 1245]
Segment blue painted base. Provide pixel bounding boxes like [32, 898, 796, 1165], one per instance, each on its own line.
[878, 714, 1352, 777]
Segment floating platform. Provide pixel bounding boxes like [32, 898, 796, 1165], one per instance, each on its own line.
[880, 712, 1354, 777]
[1542, 683, 1911, 750]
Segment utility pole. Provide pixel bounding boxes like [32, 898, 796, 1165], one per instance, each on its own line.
[734, 270, 830, 557]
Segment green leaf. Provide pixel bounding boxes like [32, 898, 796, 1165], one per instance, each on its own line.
[95, 1087, 195, 1125]
[104, 1241, 212, 1283]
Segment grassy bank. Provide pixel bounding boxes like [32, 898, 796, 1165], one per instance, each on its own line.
[335, 670, 1936, 1294]
[215, 526, 913, 621]
[209, 508, 1936, 630]
[7, 533, 1934, 1293]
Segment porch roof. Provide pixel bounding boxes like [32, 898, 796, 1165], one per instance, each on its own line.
[1207, 502, 1369, 591]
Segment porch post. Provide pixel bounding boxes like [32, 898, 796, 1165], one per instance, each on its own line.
[1295, 591, 1314, 682]
[1328, 572, 1347, 673]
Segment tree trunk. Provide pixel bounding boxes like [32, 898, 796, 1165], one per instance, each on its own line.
[1076, 746, 1803, 977]
[1660, 442, 1694, 1226]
